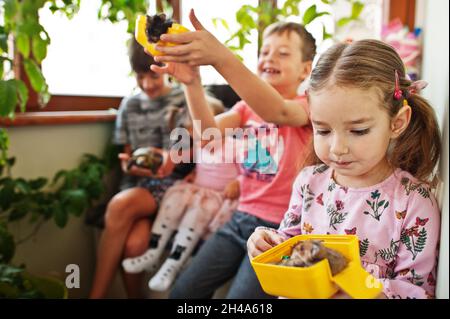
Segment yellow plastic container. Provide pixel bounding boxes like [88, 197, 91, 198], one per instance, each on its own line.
[250, 235, 383, 299]
[135, 14, 189, 56]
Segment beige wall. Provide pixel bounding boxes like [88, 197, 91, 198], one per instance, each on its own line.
[7, 122, 114, 298]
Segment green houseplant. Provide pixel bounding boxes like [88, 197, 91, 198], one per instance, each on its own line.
[212, 0, 365, 57]
[0, 0, 150, 298]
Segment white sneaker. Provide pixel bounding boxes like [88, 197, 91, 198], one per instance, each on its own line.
[148, 259, 181, 291]
[122, 249, 159, 274]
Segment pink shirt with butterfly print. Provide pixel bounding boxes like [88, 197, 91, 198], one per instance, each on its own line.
[277, 164, 440, 299]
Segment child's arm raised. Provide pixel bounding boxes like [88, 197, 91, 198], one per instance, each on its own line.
[150, 62, 241, 137]
[155, 9, 309, 127]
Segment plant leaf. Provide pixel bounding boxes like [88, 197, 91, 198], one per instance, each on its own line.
[16, 33, 30, 58]
[337, 17, 353, 27]
[23, 59, 46, 92]
[32, 36, 48, 63]
[0, 27, 8, 53]
[0, 80, 18, 117]
[15, 178, 31, 194]
[14, 80, 29, 113]
[29, 177, 48, 190]
[8, 203, 29, 222]
[351, 1, 364, 19]
[3, 0, 18, 22]
[303, 5, 318, 25]
[323, 25, 332, 40]
[53, 202, 68, 228]
[62, 189, 87, 216]
[302, 5, 329, 25]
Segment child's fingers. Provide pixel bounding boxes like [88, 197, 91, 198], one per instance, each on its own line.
[248, 247, 264, 259]
[160, 31, 196, 44]
[266, 232, 284, 246]
[247, 239, 264, 259]
[189, 9, 206, 31]
[155, 43, 191, 56]
[251, 234, 276, 254]
[130, 166, 154, 177]
[155, 54, 191, 64]
[150, 64, 170, 74]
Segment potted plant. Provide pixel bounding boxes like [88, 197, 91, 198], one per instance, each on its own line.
[1, 0, 146, 298]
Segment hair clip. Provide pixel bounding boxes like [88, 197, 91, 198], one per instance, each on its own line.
[393, 70, 403, 100]
[408, 80, 428, 95]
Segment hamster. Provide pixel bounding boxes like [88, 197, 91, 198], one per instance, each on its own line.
[279, 239, 348, 276]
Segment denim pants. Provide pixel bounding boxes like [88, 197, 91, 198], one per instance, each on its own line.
[169, 211, 279, 299]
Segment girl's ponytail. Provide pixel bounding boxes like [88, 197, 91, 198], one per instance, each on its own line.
[391, 94, 442, 183]
[308, 39, 442, 183]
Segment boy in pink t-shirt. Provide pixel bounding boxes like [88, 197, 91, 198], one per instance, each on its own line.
[233, 99, 311, 224]
[149, 12, 316, 298]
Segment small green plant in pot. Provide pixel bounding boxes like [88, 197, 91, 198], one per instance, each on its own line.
[1, 0, 146, 298]
[0, 131, 112, 298]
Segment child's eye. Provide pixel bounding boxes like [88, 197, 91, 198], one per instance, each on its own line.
[351, 129, 370, 136]
[279, 52, 290, 56]
[315, 129, 330, 136]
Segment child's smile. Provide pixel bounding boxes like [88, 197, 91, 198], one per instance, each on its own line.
[257, 32, 308, 98]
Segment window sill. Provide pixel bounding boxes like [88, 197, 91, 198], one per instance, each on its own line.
[0, 110, 117, 127]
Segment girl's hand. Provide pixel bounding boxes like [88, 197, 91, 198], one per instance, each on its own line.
[150, 61, 200, 86]
[119, 149, 172, 178]
[154, 148, 174, 177]
[153, 9, 230, 68]
[223, 180, 240, 200]
[247, 228, 285, 259]
[119, 153, 131, 173]
[119, 153, 154, 177]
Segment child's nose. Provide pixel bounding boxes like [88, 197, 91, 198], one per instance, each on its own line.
[265, 51, 276, 61]
[142, 77, 156, 90]
[330, 135, 349, 156]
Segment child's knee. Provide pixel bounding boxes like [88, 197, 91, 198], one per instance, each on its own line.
[104, 193, 138, 230]
[123, 236, 148, 258]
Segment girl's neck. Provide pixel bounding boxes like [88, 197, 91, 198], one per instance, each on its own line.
[333, 158, 394, 189]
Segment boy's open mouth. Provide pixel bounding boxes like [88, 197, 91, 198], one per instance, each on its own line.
[262, 68, 281, 74]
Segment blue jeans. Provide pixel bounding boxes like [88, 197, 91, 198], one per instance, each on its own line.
[169, 211, 279, 299]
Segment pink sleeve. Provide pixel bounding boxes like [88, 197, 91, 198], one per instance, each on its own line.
[294, 96, 312, 137]
[277, 170, 307, 238]
[381, 191, 440, 299]
[296, 94, 310, 117]
[230, 100, 247, 126]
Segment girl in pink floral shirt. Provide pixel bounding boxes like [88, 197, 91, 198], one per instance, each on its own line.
[248, 39, 442, 299]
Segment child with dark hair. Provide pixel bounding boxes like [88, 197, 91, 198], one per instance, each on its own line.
[89, 38, 222, 298]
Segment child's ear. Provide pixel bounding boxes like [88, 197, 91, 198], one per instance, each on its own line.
[390, 104, 412, 138]
[299, 60, 313, 82]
